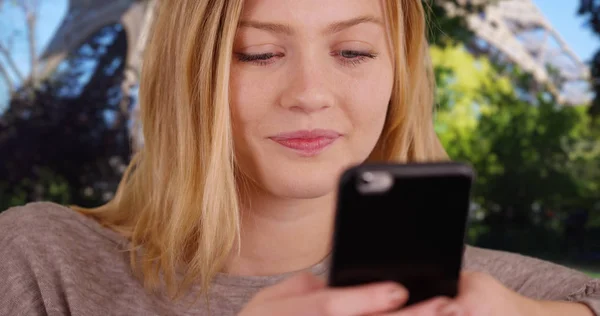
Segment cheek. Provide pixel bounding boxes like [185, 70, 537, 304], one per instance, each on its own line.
[230, 70, 268, 130]
[230, 69, 261, 166]
[343, 68, 393, 135]
[230, 69, 283, 160]
[229, 68, 279, 173]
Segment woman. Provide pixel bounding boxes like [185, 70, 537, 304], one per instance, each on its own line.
[0, 0, 598, 315]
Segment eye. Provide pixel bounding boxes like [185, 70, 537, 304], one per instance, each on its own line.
[340, 50, 363, 58]
[333, 50, 378, 67]
[235, 52, 284, 66]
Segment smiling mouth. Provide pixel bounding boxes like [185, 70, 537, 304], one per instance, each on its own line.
[269, 129, 341, 157]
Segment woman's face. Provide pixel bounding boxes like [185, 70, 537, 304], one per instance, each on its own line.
[230, 0, 394, 199]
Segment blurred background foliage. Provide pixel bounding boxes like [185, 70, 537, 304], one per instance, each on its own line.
[0, 0, 598, 273]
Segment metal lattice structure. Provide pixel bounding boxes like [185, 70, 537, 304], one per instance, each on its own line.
[39, 0, 157, 151]
[40, 0, 590, 106]
[39, 0, 154, 85]
[447, 0, 591, 105]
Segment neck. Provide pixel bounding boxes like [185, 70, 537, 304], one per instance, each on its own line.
[223, 185, 336, 276]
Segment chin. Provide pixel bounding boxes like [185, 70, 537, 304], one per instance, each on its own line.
[236, 138, 372, 200]
[257, 158, 351, 199]
[278, 177, 337, 199]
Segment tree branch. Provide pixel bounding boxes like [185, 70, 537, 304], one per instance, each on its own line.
[0, 43, 25, 82]
[0, 61, 15, 94]
[21, 0, 39, 85]
[26, 9, 38, 84]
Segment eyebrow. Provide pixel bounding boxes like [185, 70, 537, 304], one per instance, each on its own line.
[238, 15, 384, 36]
[238, 20, 294, 35]
[325, 16, 384, 34]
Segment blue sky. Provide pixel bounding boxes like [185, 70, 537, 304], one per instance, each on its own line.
[0, 0, 598, 109]
[0, 0, 67, 80]
[0, 0, 67, 110]
[532, 0, 598, 63]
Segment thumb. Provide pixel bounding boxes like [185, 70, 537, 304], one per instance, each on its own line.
[255, 272, 326, 301]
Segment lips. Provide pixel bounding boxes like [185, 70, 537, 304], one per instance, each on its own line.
[269, 129, 341, 157]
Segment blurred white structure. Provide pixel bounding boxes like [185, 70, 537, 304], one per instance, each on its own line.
[39, 0, 156, 151]
[40, 0, 155, 80]
[446, 0, 592, 105]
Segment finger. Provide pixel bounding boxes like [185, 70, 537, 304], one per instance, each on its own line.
[254, 272, 326, 301]
[299, 282, 409, 316]
[382, 297, 455, 316]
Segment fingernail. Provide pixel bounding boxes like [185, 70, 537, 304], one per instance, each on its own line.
[388, 286, 407, 303]
[438, 303, 464, 316]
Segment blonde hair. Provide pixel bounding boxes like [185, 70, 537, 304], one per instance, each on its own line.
[73, 0, 447, 301]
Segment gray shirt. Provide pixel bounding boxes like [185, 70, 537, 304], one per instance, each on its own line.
[0, 202, 598, 316]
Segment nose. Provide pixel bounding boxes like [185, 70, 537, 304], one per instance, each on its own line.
[279, 55, 335, 113]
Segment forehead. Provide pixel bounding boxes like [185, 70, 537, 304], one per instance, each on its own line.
[240, 0, 387, 26]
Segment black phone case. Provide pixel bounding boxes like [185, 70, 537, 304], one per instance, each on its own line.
[328, 162, 474, 307]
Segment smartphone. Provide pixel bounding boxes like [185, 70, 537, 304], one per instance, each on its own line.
[328, 162, 474, 307]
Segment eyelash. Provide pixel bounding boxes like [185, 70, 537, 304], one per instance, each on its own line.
[236, 53, 281, 66]
[235, 50, 377, 67]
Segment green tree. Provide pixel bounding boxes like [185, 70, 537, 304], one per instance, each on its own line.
[432, 43, 600, 255]
[431, 44, 512, 162]
[0, 24, 131, 211]
[423, 0, 497, 46]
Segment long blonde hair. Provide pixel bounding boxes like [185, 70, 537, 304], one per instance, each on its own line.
[73, 0, 447, 300]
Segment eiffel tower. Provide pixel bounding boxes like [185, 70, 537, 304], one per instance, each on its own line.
[40, 0, 155, 85]
[39, 0, 156, 150]
[445, 0, 591, 105]
[40, 0, 590, 106]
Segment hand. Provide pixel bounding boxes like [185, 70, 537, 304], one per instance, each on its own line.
[238, 272, 409, 316]
[386, 271, 594, 316]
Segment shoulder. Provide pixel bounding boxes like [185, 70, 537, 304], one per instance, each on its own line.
[1, 202, 84, 242]
[463, 244, 568, 275]
[463, 245, 597, 301]
[0, 203, 102, 314]
[1, 201, 78, 232]
[463, 244, 575, 273]
[463, 244, 532, 267]
[0, 203, 139, 315]
[0, 201, 126, 253]
[1, 202, 69, 244]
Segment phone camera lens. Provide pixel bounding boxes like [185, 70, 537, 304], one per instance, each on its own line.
[361, 172, 374, 183]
